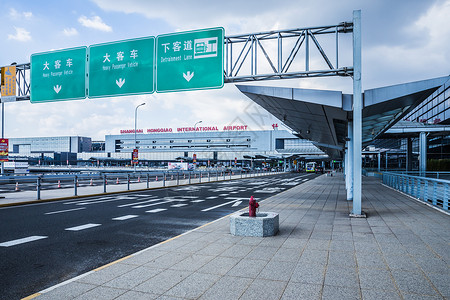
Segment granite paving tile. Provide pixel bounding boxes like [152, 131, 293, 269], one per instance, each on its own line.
[226, 258, 268, 278]
[239, 278, 287, 300]
[199, 276, 252, 299]
[281, 282, 322, 300]
[164, 272, 220, 299]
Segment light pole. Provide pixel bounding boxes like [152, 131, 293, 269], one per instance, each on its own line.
[193, 120, 202, 168]
[134, 102, 146, 172]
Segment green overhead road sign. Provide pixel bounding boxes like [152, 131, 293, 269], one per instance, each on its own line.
[88, 37, 155, 98]
[30, 47, 86, 103]
[156, 27, 224, 93]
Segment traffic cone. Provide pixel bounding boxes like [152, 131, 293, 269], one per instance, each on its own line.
[76, 180, 79, 187]
[137, 176, 141, 183]
[58, 180, 61, 188]
[155, 176, 158, 181]
[116, 177, 119, 184]
[105, 178, 108, 185]
[15, 182, 20, 191]
[184, 174, 186, 179]
[90, 179, 93, 186]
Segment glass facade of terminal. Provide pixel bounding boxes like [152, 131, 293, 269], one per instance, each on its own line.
[404, 78, 450, 124]
[8, 136, 91, 155]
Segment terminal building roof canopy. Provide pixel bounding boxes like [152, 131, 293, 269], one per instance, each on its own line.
[237, 75, 450, 159]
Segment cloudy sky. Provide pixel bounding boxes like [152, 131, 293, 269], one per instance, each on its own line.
[1, 0, 449, 140]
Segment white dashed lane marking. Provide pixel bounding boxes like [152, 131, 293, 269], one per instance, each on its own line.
[232, 201, 242, 207]
[65, 224, 101, 231]
[0, 236, 48, 247]
[206, 196, 217, 199]
[191, 200, 205, 203]
[112, 215, 139, 221]
[45, 207, 86, 215]
[201, 200, 241, 212]
[171, 204, 188, 207]
[146, 208, 167, 213]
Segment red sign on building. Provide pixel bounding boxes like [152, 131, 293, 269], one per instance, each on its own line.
[132, 149, 139, 164]
[0, 139, 8, 162]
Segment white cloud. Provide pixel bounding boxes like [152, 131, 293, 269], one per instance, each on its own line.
[9, 8, 33, 19]
[62, 27, 79, 36]
[7, 27, 32, 42]
[78, 15, 112, 32]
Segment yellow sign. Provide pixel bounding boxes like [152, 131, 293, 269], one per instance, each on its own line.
[1, 66, 16, 97]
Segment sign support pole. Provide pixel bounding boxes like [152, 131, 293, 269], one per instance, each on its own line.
[351, 10, 364, 217]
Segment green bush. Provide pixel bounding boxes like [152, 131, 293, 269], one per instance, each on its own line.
[427, 159, 450, 171]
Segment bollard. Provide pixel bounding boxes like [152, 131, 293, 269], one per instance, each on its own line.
[74, 175, 78, 196]
[15, 182, 20, 191]
[37, 177, 41, 200]
[103, 175, 107, 193]
[127, 174, 130, 190]
[189, 172, 191, 184]
[138, 176, 141, 183]
[116, 177, 120, 184]
[147, 173, 149, 188]
[177, 172, 179, 185]
[57, 180, 61, 188]
[163, 173, 166, 187]
[90, 178, 93, 186]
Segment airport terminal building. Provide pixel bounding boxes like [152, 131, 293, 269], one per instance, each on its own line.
[95, 127, 326, 166]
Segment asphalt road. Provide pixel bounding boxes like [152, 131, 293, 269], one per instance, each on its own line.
[0, 172, 317, 299]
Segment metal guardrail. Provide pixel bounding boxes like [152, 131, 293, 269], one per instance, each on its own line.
[0, 169, 280, 200]
[382, 172, 449, 212]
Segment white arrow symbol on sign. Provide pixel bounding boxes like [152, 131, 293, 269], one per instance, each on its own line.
[53, 85, 62, 94]
[116, 78, 125, 88]
[183, 71, 194, 82]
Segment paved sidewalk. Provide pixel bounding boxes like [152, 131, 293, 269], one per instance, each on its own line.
[26, 174, 449, 299]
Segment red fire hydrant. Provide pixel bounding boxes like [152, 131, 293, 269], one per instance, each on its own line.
[249, 196, 259, 217]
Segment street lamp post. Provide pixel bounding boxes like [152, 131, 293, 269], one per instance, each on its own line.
[134, 103, 146, 172]
[193, 120, 202, 168]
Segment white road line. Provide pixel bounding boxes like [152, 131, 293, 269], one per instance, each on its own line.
[146, 208, 167, 213]
[201, 200, 240, 212]
[65, 223, 101, 231]
[181, 196, 199, 199]
[64, 197, 111, 205]
[75, 198, 132, 206]
[0, 236, 48, 247]
[232, 201, 242, 207]
[218, 194, 229, 196]
[191, 200, 205, 203]
[133, 200, 173, 209]
[171, 204, 188, 207]
[45, 207, 86, 215]
[117, 197, 158, 207]
[206, 196, 218, 199]
[112, 215, 139, 221]
[229, 191, 239, 194]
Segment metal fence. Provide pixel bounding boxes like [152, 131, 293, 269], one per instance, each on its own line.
[0, 169, 280, 201]
[382, 172, 449, 212]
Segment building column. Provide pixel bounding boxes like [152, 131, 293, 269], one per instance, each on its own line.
[419, 132, 427, 176]
[347, 121, 353, 201]
[385, 152, 388, 170]
[378, 152, 381, 172]
[406, 137, 413, 172]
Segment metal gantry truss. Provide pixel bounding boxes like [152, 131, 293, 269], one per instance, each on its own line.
[2, 21, 354, 101]
[224, 22, 353, 83]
